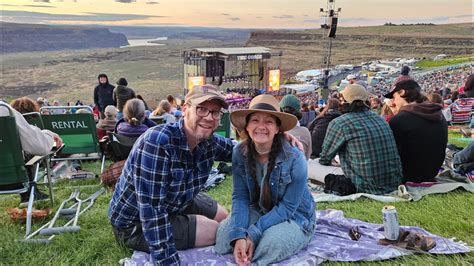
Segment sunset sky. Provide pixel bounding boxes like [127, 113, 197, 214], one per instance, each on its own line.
[2, 0, 472, 28]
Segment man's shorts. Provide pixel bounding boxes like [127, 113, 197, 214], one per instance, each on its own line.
[112, 192, 218, 251]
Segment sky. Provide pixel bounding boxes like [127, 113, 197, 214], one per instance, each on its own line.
[2, 0, 473, 28]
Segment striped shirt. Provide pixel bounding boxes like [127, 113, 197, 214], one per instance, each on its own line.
[451, 97, 474, 124]
[108, 120, 233, 264]
[319, 111, 403, 194]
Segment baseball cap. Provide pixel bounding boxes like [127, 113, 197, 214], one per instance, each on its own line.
[341, 84, 369, 103]
[384, 79, 421, 99]
[185, 84, 228, 109]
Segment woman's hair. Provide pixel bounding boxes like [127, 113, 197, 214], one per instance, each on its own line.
[427, 92, 443, 104]
[123, 99, 146, 126]
[464, 74, 474, 97]
[10, 97, 40, 114]
[152, 100, 172, 116]
[240, 113, 283, 212]
[340, 100, 370, 114]
[167, 94, 176, 106]
[380, 103, 394, 116]
[450, 91, 459, 102]
[317, 98, 340, 118]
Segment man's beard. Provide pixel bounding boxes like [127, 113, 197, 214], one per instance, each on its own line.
[197, 131, 214, 142]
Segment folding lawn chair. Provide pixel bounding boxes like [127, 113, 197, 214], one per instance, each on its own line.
[107, 132, 138, 162]
[23, 112, 45, 129]
[40, 106, 106, 172]
[0, 102, 55, 237]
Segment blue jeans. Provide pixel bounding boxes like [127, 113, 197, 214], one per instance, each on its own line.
[214, 206, 315, 265]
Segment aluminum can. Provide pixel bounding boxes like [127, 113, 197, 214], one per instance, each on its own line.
[382, 205, 400, 240]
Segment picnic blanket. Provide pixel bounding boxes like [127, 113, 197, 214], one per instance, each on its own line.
[308, 159, 474, 203]
[120, 209, 473, 265]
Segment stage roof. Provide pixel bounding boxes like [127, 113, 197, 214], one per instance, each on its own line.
[194, 47, 271, 56]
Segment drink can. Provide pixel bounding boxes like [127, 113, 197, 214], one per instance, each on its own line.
[382, 205, 400, 241]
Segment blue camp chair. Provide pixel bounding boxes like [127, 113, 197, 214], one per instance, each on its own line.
[0, 102, 55, 237]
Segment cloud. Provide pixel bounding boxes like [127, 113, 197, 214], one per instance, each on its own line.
[23, 5, 56, 8]
[273, 15, 294, 19]
[2, 10, 165, 24]
[33, 0, 50, 2]
[146, 1, 159, 4]
[221, 13, 230, 16]
[255, 16, 262, 19]
[452, 14, 472, 18]
[229, 17, 240, 21]
[115, 0, 136, 3]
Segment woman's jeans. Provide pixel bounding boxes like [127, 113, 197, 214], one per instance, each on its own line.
[214, 206, 315, 265]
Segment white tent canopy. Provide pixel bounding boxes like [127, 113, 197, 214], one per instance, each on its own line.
[281, 84, 317, 95]
[295, 69, 322, 81]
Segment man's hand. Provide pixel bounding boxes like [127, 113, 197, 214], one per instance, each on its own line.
[234, 239, 250, 266]
[283, 132, 304, 152]
[53, 133, 63, 148]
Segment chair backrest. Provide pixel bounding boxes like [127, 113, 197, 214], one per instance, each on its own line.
[0, 102, 28, 186]
[215, 112, 231, 138]
[40, 106, 100, 155]
[149, 117, 164, 125]
[23, 112, 44, 129]
[108, 132, 138, 161]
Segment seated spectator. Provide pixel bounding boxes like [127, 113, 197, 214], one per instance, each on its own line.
[167, 94, 183, 118]
[149, 100, 176, 124]
[299, 102, 315, 127]
[10, 97, 40, 113]
[116, 99, 156, 138]
[319, 84, 403, 194]
[453, 141, 474, 174]
[370, 97, 382, 115]
[0, 101, 63, 204]
[451, 74, 474, 125]
[385, 79, 448, 183]
[279, 95, 312, 159]
[428, 92, 452, 123]
[97, 105, 117, 139]
[308, 98, 341, 158]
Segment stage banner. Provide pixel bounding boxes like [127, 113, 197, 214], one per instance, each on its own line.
[268, 69, 280, 91]
[188, 76, 205, 91]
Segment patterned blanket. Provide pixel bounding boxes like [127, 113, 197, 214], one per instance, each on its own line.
[120, 210, 473, 265]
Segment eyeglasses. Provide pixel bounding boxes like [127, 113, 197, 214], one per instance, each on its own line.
[194, 105, 223, 119]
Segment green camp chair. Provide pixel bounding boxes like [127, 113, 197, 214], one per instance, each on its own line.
[23, 112, 45, 129]
[0, 102, 54, 237]
[40, 106, 106, 172]
[215, 111, 231, 138]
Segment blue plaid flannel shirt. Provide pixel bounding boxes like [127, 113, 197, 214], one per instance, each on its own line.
[108, 120, 233, 264]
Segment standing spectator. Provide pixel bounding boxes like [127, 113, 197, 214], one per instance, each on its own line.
[279, 95, 312, 159]
[385, 79, 448, 183]
[113, 77, 136, 121]
[93, 73, 116, 119]
[308, 98, 341, 158]
[319, 84, 403, 194]
[394, 65, 413, 85]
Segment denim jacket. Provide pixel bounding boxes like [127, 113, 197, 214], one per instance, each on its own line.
[228, 140, 316, 246]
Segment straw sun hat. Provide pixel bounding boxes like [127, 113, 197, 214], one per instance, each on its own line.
[230, 94, 297, 133]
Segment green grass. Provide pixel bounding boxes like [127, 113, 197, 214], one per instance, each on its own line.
[1, 141, 473, 265]
[415, 55, 474, 68]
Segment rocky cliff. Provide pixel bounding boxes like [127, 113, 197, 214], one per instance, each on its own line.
[1, 22, 129, 53]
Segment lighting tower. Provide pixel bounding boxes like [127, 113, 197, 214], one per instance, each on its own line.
[319, 0, 341, 100]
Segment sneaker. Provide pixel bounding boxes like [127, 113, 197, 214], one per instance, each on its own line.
[19, 189, 49, 207]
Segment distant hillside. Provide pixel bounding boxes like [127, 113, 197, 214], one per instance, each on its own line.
[1, 22, 129, 53]
[106, 25, 251, 42]
[247, 23, 474, 77]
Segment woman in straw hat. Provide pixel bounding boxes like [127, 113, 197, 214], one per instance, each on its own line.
[215, 94, 316, 265]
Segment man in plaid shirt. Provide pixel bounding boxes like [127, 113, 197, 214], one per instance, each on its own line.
[319, 84, 403, 194]
[109, 84, 232, 264]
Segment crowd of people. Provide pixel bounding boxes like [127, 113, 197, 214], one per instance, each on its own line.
[1, 65, 473, 265]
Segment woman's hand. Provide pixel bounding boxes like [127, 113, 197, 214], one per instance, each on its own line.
[234, 239, 250, 266]
[245, 236, 255, 262]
